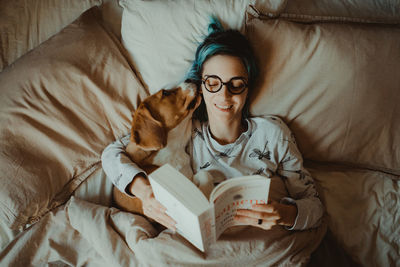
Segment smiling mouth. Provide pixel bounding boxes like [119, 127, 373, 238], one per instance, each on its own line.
[215, 104, 233, 111]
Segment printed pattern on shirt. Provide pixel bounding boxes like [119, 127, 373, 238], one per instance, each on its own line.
[249, 141, 271, 160]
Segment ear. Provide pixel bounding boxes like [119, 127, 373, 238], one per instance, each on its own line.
[131, 105, 166, 151]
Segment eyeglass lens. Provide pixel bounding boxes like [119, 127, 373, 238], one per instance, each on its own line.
[203, 75, 247, 94]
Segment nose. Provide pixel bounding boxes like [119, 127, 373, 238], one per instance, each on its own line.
[218, 83, 232, 98]
[181, 82, 197, 96]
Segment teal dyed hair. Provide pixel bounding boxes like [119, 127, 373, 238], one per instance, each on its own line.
[186, 16, 258, 122]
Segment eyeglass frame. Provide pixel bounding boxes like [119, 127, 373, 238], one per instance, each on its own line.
[201, 75, 248, 95]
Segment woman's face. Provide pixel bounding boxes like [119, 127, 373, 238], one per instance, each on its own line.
[201, 54, 248, 125]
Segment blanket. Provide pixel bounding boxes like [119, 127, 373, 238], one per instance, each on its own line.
[0, 197, 326, 267]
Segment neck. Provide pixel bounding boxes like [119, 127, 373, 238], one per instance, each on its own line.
[208, 117, 247, 145]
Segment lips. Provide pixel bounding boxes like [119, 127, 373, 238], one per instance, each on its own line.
[215, 103, 233, 111]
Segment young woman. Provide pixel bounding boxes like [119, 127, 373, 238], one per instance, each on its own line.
[101, 18, 324, 232]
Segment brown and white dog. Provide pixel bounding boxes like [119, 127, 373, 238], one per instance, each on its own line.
[113, 82, 203, 214]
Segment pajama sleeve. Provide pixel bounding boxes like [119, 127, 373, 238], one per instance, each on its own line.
[274, 121, 324, 230]
[101, 134, 146, 195]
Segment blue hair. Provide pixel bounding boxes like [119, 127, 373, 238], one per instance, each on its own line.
[207, 16, 224, 33]
[186, 16, 258, 121]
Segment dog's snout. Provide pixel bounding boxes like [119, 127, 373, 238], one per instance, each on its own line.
[180, 82, 197, 96]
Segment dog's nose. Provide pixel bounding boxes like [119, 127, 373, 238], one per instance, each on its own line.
[180, 82, 197, 96]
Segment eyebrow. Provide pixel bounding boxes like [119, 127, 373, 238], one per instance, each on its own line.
[203, 74, 248, 81]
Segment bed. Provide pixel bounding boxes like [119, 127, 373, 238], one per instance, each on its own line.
[0, 0, 399, 266]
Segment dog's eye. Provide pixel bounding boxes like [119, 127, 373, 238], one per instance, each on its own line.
[162, 90, 171, 97]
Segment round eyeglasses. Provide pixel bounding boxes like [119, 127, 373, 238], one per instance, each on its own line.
[202, 75, 248, 95]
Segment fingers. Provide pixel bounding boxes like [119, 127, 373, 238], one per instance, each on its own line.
[140, 191, 177, 231]
[236, 202, 280, 218]
[250, 203, 276, 213]
[234, 203, 281, 230]
[235, 210, 280, 223]
[234, 213, 279, 230]
[143, 199, 176, 231]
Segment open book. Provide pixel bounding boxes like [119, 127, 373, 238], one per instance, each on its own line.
[148, 164, 271, 252]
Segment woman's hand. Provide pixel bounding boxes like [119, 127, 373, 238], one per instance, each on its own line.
[128, 174, 176, 231]
[234, 201, 297, 230]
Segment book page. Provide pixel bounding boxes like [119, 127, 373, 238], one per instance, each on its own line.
[210, 176, 270, 238]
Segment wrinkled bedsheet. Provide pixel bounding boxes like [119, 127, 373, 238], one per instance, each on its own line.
[0, 197, 326, 267]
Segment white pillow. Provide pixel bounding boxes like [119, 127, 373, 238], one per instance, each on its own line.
[119, 0, 285, 94]
[0, 0, 102, 72]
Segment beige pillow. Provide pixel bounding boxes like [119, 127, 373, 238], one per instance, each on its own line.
[0, 10, 147, 229]
[246, 16, 400, 175]
[0, 0, 102, 72]
[251, 0, 400, 24]
[119, 0, 287, 94]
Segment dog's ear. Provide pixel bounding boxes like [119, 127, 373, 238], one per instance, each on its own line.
[131, 105, 166, 151]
